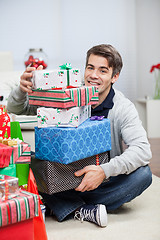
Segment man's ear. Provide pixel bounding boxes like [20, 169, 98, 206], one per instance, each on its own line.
[111, 73, 119, 84]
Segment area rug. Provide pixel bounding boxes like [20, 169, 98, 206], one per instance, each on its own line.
[45, 175, 160, 240]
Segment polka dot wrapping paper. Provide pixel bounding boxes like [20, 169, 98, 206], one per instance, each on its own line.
[31, 151, 110, 194]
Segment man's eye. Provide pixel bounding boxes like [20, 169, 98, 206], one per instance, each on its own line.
[100, 70, 107, 74]
[87, 66, 94, 70]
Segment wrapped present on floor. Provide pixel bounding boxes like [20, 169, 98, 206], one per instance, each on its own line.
[0, 107, 11, 139]
[0, 190, 39, 227]
[37, 105, 91, 128]
[29, 85, 99, 108]
[31, 63, 82, 90]
[0, 143, 13, 168]
[0, 175, 19, 201]
[35, 118, 111, 164]
[0, 218, 34, 240]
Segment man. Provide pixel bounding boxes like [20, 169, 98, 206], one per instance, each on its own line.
[7, 44, 152, 228]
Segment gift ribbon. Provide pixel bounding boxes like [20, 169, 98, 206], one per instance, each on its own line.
[51, 85, 76, 90]
[90, 116, 105, 121]
[96, 154, 99, 165]
[59, 63, 72, 86]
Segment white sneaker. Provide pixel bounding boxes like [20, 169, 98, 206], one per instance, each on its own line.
[74, 204, 107, 227]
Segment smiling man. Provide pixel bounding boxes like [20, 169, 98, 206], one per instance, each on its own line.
[7, 44, 152, 228]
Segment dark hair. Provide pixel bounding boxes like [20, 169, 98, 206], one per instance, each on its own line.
[86, 44, 123, 77]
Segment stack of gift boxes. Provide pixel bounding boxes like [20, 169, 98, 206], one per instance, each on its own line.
[0, 174, 39, 239]
[0, 108, 40, 239]
[29, 64, 112, 194]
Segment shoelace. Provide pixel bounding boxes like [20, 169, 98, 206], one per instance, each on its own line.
[74, 207, 97, 224]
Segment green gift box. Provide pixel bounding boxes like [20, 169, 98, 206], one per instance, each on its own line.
[0, 164, 29, 186]
[0, 164, 16, 177]
[16, 164, 29, 186]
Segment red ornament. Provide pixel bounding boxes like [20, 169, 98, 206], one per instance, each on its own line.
[24, 55, 47, 69]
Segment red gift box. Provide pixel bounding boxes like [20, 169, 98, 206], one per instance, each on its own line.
[0, 143, 13, 168]
[0, 190, 39, 227]
[9, 142, 31, 164]
[0, 218, 34, 240]
[28, 85, 99, 108]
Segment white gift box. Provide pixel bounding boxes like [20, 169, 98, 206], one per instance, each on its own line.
[37, 105, 91, 128]
[32, 68, 82, 90]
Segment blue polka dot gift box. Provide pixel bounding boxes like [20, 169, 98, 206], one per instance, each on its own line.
[35, 118, 111, 164]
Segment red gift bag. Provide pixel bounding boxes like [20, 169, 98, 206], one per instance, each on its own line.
[0, 108, 11, 139]
[27, 169, 48, 240]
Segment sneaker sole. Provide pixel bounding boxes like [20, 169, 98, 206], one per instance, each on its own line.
[97, 204, 108, 227]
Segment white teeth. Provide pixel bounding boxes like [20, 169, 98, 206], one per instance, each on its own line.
[89, 82, 98, 85]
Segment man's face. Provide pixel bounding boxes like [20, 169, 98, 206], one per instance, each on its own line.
[84, 54, 118, 99]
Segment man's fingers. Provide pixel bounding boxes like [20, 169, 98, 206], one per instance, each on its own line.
[75, 182, 86, 192]
[21, 72, 33, 80]
[20, 85, 33, 93]
[26, 66, 36, 72]
[37, 65, 43, 70]
[74, 168, 85, 177]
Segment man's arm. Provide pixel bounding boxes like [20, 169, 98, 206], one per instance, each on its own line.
[101, 99, 152, 177]
[7, 66, 42, 115]
[74, 98, 152, 192]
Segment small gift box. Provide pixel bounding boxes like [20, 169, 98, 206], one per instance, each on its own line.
[37, 105, 91, 128]
[9, 142, 31, 165]
[0, 143, 13, 168]
[31, 63, 82, 90]
[0, 139, 31, 164]
[35, 118, 111, 164]
[29, 85, 99, 108]
[0, 190, 39, 227]
[0, 175, 19, 201]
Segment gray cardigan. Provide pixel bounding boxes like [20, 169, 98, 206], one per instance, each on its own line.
[7, 86, 152, 178]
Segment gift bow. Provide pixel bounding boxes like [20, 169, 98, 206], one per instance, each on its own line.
[59, 63, 72, 86]
[59, 63, 72, 70]
[90, 116, 104, 121]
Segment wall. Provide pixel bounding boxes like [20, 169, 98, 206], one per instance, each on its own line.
[136, 0, 160, 98]
[0, 0, 160, 102]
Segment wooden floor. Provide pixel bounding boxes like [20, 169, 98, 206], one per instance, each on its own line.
[149, 138, 160, 178]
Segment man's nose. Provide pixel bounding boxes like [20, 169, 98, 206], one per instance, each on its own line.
[90, 70, 99, 78]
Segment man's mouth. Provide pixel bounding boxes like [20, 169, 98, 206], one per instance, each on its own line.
[87, 80, 100, 86]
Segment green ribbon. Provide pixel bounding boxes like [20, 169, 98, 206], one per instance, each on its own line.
[59, 63, 72, 86]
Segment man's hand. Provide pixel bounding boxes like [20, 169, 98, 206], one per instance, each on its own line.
[20, 65, 43, 93]
[74, 165, 106, 192]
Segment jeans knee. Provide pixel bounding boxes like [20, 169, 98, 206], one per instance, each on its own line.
[137, 165, 152, 189]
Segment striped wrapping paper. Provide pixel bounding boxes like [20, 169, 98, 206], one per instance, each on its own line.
[10, 142, 31, 165]
[0, 190, 39, 227]
[28, 86, 99, 108]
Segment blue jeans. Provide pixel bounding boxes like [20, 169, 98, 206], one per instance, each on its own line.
[40, 165, 152, 222]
